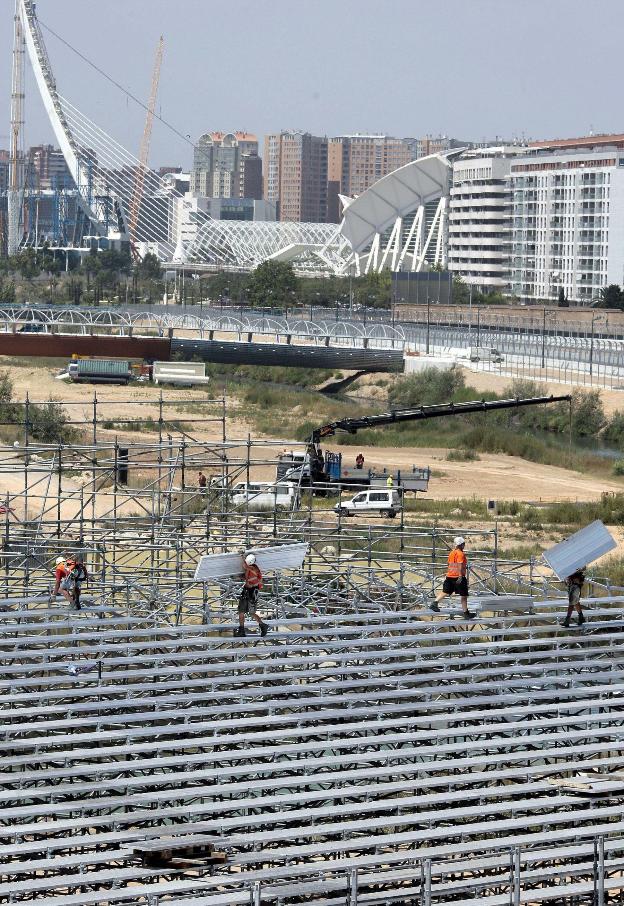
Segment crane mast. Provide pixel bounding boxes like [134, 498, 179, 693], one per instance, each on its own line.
[128, 35, 164, 257]
[8, 0, 25, 256]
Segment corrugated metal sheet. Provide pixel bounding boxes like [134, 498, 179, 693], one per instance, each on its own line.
[194, 542, 308, 581]
[172, 339, 404, 373]
[543, 520, 617, 580]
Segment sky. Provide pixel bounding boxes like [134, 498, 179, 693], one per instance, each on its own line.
[3, 0, 623, 170]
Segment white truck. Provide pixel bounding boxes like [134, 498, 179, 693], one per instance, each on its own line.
[231, 482, 300, 512]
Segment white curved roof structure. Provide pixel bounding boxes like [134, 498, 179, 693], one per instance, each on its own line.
[340, 153, 454, 253]
[337, 152, 463, 274]
[184, 220, 351, 276]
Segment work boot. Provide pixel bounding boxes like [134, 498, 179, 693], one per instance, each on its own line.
[259, 621, 269, 637]
[429, 602, 440, 613]
[578, 611, 586, 626]
[233, 626, 246, 638]
[462, 610, 476, 620]
[562, 617, 571, 628]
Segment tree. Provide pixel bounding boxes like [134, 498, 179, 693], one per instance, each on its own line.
[246, 260, 299, 308]
[557, 287, 569, 307]
[600, 284, 624, 310]
[11, 249, 40, 280]
[353, 271, 392, 308]
[451, 276, 469, 305]
[137, 252, 162, 281]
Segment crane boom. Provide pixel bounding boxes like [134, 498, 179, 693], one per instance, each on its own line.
[128, 35, 164, 255]
[310, 395, 572, 444]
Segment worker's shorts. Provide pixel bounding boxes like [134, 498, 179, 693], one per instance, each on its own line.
[568, 585, 582, 607]
[238, 587, 259, 614]
[442, 576, 468, 596]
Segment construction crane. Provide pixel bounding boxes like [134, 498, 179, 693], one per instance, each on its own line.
[8, 0, 25, 257]
[307, 394, 572, 482]
[128, 35, 164, 258]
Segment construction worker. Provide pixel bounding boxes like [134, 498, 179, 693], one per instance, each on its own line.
[430, 536, 476, 620]
[563, 567, 586, 627]
[235, 553, 269, 638]
[198, 471, 207, 489]
[51, 556, 69, 603]
[65, 553, 88, 611]
[355, 453, 365, 470]
[386, 474, 394, 489]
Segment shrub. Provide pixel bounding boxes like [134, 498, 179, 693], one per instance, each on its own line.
[388, 366, 465, 408]
[446, 449, 479, 462]
[613, 460, 624, 476]
[604, 411, 624, 450]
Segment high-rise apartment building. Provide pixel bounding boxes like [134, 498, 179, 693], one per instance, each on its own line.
[510, 145, 624, 304]
[28, 144, 73, 190]
[190, 132, 262, 200]
[329, 135, 412, 198]
[448, 149, 517, 292]
[263, 131, 328, 222]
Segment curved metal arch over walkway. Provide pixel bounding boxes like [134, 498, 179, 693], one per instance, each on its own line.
[0, 306, 406, 348]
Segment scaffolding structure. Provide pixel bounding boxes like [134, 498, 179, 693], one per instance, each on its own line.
[0, 393, 614, 624]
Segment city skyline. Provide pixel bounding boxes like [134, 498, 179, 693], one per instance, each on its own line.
[2, 0, 623, 170]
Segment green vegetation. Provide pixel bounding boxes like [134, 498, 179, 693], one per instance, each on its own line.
[446, 449, 479, 462]
[600, 283, 624, 310]
[246, 260, 299, 308]
[0, 372, 77, 443]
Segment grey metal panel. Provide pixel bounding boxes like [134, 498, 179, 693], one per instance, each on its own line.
[171, 338, 404, 372]
[543, 520, 617, 580]
[194, 543, 308, 581]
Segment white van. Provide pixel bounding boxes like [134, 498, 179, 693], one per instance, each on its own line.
[231, 482, 300, 512]
[334, 489, 402, 519]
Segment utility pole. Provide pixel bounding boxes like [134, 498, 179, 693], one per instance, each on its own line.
[8, 0, 25, 256]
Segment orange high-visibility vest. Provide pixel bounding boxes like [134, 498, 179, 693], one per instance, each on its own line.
[446, 548, 467, 578]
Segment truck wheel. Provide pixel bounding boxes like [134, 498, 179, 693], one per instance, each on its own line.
[338, 507, 349, 517]
[385, 509, 396, 519]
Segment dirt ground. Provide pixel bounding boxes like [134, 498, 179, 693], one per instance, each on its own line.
[1, 357, 623, 505]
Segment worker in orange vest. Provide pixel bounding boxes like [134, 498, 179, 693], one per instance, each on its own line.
[235, 553, 269, 638]
[430, 536, 475, 620]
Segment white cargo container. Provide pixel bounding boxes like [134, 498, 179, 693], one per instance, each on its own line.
[152, 361, 210, 386]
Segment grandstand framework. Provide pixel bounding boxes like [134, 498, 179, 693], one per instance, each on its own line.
[0, 393, 623, 901]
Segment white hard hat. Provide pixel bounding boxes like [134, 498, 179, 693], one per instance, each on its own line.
[55, 556, 65, 565]
[244, 553, 256, 566]
[454, 536, 466, 547]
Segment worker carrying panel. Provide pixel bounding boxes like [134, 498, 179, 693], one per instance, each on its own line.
[194, 543, 308, 581]
[543, 520, 617, 580]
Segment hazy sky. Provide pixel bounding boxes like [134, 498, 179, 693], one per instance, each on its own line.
[3, 0, 622, 169]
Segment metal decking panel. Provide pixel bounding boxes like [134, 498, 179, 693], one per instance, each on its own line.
[194, 542, 308, 581]
[543, 520, 617, 580]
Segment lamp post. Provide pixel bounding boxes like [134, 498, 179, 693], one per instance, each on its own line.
[589, 313, 606, 380]
[425, 288, 431, 354]
[541, 306, 546, 369]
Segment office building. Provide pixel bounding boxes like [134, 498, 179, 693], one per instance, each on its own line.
[263, 131, 328, 222]
[448, 149, 517, 292]
[190, 132, 262, 200]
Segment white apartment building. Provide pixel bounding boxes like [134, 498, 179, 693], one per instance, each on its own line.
[447, 150, 517, 292]
[510, 148, 624, 304]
